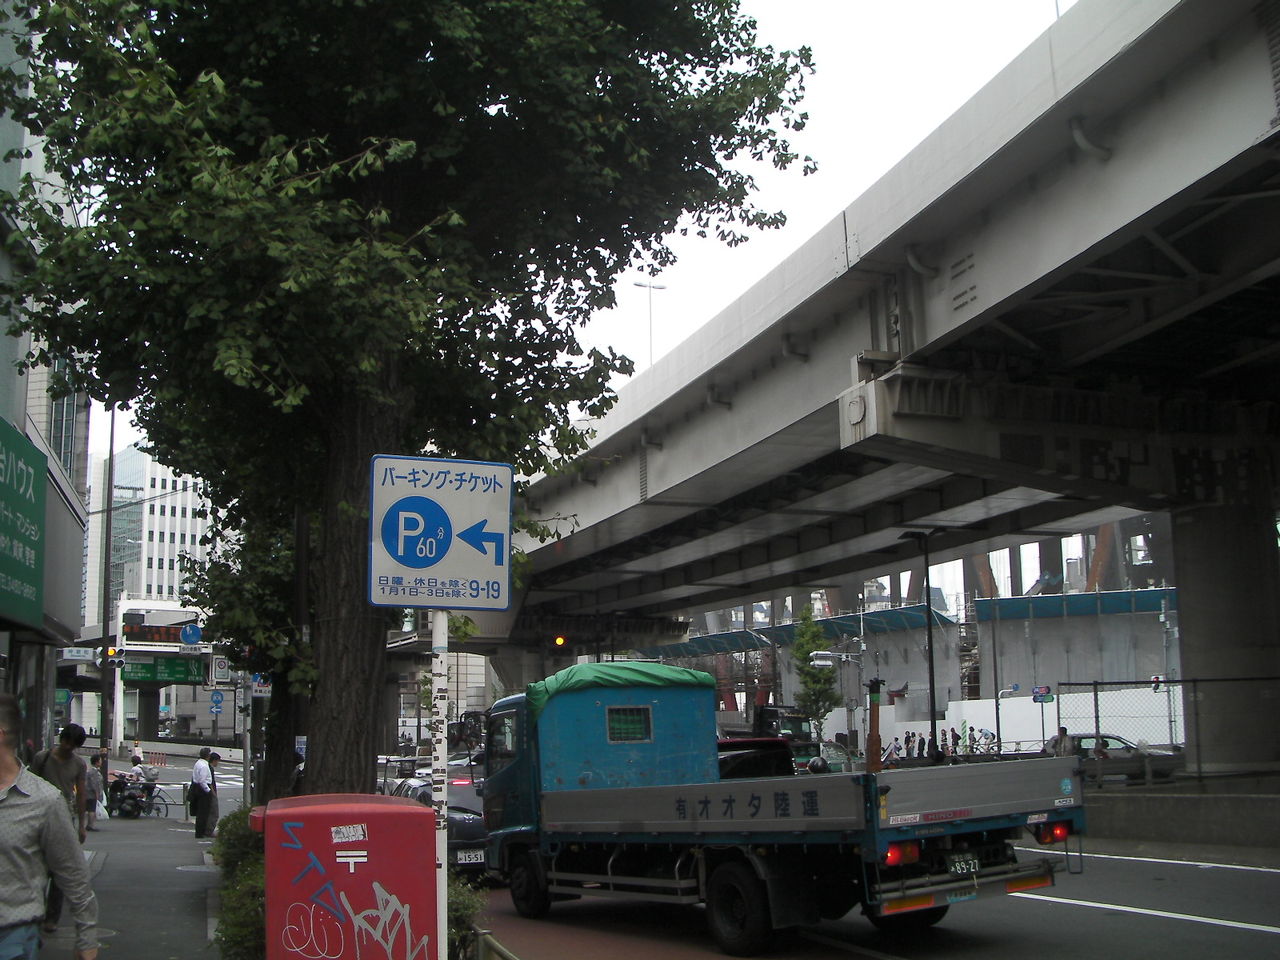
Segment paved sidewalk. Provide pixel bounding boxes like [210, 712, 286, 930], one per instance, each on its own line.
[38, 796, 221, 959]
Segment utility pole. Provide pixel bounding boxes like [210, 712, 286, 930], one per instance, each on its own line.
[98, 408, 116, 759]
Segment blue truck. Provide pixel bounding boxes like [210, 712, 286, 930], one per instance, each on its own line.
[483, 662, 1084, 956]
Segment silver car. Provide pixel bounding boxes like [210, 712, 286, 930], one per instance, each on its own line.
[1075, 733, 1183, 782]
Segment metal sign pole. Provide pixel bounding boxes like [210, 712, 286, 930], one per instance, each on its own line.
[431, 609, 449, 960]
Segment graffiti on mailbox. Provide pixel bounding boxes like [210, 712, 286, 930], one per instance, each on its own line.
[275, 816, 433, 960]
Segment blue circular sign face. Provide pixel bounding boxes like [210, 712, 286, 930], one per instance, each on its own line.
[210, 690, 225, 704]
[380, 496, 452, 569]
[180, 624, 202, 646]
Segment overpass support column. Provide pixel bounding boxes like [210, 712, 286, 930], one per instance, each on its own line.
[1171, 499, 1280, 774]
[135, 688, 160, 740]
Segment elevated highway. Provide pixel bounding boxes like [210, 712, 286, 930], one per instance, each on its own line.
[493, 0, 1280, 772]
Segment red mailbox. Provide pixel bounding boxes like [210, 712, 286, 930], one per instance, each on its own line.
[259, 794, 437, 960]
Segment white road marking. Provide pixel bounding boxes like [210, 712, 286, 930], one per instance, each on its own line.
[1012, 893, 1280, 934]
[800, 930, 907, 959]
[1014, 846, 1280, 874]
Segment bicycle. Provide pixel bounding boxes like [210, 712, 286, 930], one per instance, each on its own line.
[138, 784, 176, 818]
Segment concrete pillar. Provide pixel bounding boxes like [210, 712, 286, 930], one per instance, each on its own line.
[1037, 538, 1064, 593]
[135, 688, 161, 739]
[1171, 500, 1280, 773]
[1008, 547, 1024, 596]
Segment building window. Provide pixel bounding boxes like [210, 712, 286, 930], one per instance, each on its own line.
[182, 480, 188, 491]
[49, 360, 78, 475]
[606, 706, 652, 743]
[148, 504, 154, 515]
[159, 504, 165, 516]
[147, 531, 154, 543]
[168, 558, 175, 570]
[167, 585, 174, 596]
[169, 532, 175, 544]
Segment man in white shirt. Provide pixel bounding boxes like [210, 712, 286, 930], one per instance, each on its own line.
[1044, 727, 1076, 757]
[0, 693, 98, 959]
[190, 748, 214, 839]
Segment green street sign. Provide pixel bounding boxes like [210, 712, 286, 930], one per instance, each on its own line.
[55, 687, 71, 705]
[121, 656, 206, 683]
[0, 417, 46, 629]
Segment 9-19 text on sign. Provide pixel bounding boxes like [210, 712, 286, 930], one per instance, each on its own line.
[368, 454, 514, 612]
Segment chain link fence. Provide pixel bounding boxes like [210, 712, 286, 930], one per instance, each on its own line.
[1057, 676, 1280, 778]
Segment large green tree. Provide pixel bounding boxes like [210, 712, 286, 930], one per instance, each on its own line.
[0, 0, 812, 792]
[789, 606, 840, 742]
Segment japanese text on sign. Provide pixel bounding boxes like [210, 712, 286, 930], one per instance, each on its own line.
[378, 466, 505, 494]
[672, 787, 823, 821]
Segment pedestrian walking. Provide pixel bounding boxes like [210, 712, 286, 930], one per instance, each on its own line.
[0, 693, 99, 959]
[85, 756, 103, 831]
[207, 752, 222, 839]
[191, 747, 214, 839]
[29, 722, 88, 933]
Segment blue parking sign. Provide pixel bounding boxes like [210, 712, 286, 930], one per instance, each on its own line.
[368, 454, 514, 612]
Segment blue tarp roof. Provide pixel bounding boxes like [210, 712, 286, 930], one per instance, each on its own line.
[975, 587, 1176, 621]
[628, 603, 955, 659]
[627, 588, 1177, 660]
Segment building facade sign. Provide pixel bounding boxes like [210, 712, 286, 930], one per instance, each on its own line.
[0, 417, 45, 628]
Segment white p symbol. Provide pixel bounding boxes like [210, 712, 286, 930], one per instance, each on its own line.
[397, 512, 425, 556]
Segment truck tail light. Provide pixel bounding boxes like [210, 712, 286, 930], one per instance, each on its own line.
[884, 840, 921, 866]
[1036, 822, 1070, 845]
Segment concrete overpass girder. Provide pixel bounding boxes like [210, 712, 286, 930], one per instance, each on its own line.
[839, 366, 1279, 510]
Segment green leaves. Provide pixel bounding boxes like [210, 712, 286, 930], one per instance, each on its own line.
[0, 0, 812, 791]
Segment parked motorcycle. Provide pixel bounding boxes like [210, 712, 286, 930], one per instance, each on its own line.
[106, 771, 156, 818]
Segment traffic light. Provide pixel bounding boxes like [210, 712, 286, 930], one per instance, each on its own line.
[96, 646, 125, 669]
[551, 635, 568, 651]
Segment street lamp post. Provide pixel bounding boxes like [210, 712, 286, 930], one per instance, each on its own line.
[901, 529, 940, 756]
[632, 281, 667, 367]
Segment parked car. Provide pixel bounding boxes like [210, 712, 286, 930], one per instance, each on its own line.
[791, 740, 853, 773]
[389, 776, 487, 875]
[717, 738, 795, 779]
[1074, 733, 1183, 781]
[375, 755, 422, 795]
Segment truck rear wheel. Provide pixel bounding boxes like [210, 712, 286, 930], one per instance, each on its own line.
[509, 851, 551, 919]
[867, 904, 949, 933]
[706, 861, 773, 957]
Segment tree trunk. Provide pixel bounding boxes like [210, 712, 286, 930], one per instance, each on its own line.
[260, 673, 303, 802]
[304, 387, 404, 794]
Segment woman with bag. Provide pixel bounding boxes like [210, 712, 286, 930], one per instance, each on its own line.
[84, 755, 104, 830]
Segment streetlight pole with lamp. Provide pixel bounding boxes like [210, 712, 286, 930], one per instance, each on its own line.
[900, 528, 941, 758]
[632, 280, 667, 367]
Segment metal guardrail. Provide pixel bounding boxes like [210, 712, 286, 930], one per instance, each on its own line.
[472, 927, 520, 960]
